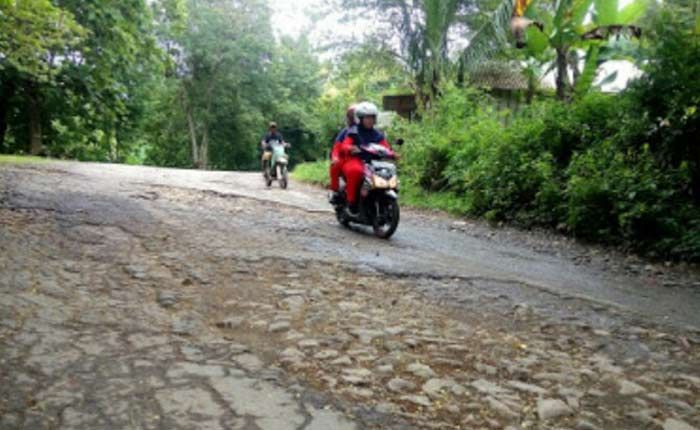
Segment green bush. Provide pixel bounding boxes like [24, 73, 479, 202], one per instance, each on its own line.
[539, 93, 624, 166]
[627, 7, 700, 204]
[388, 52, 700, 260]
[291, 160, 330, 187]
[566, 141, 700, 257]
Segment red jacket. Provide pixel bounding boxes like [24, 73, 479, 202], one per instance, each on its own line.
[338, 126, 391, 158]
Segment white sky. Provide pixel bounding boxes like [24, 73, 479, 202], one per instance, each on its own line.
[269, 0, 642, 91]
[269, 0, 367, 51]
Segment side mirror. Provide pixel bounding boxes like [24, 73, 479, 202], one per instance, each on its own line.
[395, 139, 404, 146]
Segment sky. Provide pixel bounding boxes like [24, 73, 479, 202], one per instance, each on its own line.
[269, 0, 641, 91]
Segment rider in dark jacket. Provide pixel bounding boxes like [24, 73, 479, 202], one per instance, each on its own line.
[261, 122, 284, 174]
[261, 122, 284, 150]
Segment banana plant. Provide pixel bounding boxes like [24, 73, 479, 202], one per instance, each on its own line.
[463, 0, 650, 100]
[525, 0, 650, 99]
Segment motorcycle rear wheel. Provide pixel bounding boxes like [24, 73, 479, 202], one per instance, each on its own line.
[263, 162, 273, 187]
[335, 207, 350, 227]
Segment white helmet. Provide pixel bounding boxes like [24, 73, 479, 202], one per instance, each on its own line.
[354, 101, 379, 124]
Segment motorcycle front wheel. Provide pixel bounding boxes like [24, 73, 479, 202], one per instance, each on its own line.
[373, 198, 400, 239]
[279, 165, 288, 189]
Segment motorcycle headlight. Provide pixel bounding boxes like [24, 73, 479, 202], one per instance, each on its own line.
[373, 176, 389, 188]
[389, 177, 398, 188]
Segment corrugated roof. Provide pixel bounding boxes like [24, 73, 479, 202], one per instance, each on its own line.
[469, 62, 529, 91]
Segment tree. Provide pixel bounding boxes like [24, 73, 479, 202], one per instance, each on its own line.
[462, 0, 650, 100]
[337, 0, 500, 100]
[0, 0, 84, 153]
[165, 0, 275, 169]
[50, 0, 162, 160]
[146, 0, 326, 170]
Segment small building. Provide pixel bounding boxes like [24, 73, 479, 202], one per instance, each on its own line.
[382, 94, 418, 121]
[469, 61, 530, 114]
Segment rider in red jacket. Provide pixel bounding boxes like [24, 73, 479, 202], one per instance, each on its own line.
[337, 102, 392, 216]
[329, 105, 356, 203]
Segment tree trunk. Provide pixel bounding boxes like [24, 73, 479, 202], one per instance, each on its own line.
[526, 76, 536, 104]
[27, 83, 43, 155]
[555, 47, 571, 101]
[0, 81, 13, 150]
[185, 102, 200, 168]
[199, 127, 209, 170]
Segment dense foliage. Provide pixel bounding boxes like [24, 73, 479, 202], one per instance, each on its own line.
[0, 0, 324, 169]
[389, 8, 700, 261]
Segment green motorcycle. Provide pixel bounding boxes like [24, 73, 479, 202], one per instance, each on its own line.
[263, 140, 290, 189]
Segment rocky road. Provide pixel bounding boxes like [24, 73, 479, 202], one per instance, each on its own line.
[1, 160, 699, 430]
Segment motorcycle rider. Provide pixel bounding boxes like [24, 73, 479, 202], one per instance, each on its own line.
[261, 122, 284, 177]
[337, 102, 394, 216]
[329, 105, 357, 204]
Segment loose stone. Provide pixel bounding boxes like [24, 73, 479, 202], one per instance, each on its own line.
[314, 350, 339, 360]
[471, 379, 507, 395]
[342, 368, 371, 385]
[331, 356, 353, 366]
[268, 321, 291, 333]
[279, 347, 304, 364]
[422, 378, 450, 399]
[157, 291, 178, 308]
[618, 379, 646, 395]
[298, 339, 320, 350]
[664, 419, 698, 430]
[537, 398, 573, 421]
[487, 397, 519, 420]
[375, 364, 394, 375]
[388, 378, 416, 393]
[401, 395, 431, 408]
[576, 420, 600, 430]
[407, 362, 436, 379]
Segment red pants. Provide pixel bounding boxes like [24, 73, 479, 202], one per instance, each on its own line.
[341, 157, 365, 205]
[330, 162, 343, 191]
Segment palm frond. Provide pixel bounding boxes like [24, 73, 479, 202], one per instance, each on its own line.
[461, 0, 515, 71]
[574, 44, 600, 96]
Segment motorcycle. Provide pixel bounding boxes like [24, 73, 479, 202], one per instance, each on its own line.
[263, 140, 290, 189]
[333, 140, 402, 239]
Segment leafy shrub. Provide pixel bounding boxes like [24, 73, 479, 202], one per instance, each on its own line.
[388, 50, 700, 260]
[627, 7, 700, 204]
[291, 160, 330, 187]
[538, 92, 623, 167]
[566, 141, 700, 258]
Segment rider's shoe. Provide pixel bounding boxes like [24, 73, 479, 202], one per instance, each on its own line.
[329, 192, 343, 205]
[345, 204, 360, 218]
